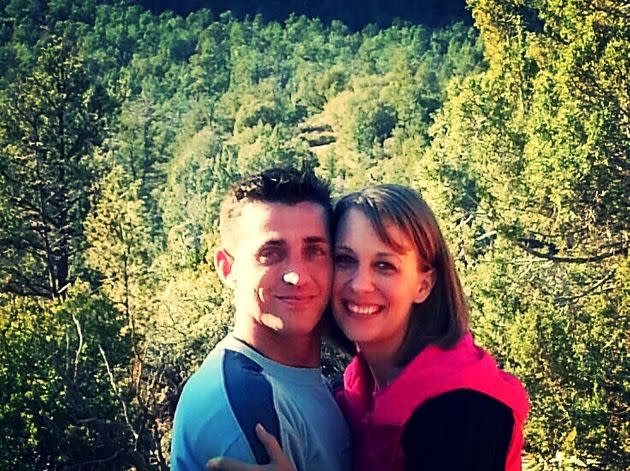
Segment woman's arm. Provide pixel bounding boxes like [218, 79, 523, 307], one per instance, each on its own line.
[401, 389, 514, 471]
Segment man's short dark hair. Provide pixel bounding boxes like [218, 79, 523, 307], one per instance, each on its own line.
[219, 167, 332, 250]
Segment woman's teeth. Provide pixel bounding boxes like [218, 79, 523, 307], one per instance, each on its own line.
[347, 302, 381, 315]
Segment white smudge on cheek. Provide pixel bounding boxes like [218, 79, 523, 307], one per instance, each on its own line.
[259, 313, 284, 330]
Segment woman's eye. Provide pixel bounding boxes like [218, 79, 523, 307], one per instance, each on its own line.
[375, 261, 396, 272]
[334, 254, 355, 266]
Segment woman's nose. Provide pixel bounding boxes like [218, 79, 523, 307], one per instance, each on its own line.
[349, 267, 374, 293]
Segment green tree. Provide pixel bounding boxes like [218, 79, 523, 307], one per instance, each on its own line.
[160, 125, 238, 270]
[84, 163, 167, 468]
[421, 0, 629, 466]
[85, 165, 157, 348]
[0, 285, 136, 470]
[0, 34, 111, 298]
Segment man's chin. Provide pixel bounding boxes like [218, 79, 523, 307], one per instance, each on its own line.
[259, 312, 322, 337]
[259, 312, 285, 330]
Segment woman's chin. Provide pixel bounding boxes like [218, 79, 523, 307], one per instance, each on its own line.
[336, 322, 377, 344]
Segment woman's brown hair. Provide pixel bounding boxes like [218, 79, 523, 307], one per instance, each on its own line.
[333, 184, 469, 366]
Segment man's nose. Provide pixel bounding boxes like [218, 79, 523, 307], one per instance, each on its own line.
[282, 271, 300, 285]
[282, 258, 309, 286]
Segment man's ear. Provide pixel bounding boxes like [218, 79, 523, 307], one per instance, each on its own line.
[215, 248, 235, 288]
[413, 268, 436, 304]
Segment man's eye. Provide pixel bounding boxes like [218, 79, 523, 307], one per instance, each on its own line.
[258, 248, 283, 264]
[306, 245, 328, 258]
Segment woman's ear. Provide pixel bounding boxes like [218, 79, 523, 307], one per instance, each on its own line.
[413, 268, 436, 304]
[215, 248, 235, 288]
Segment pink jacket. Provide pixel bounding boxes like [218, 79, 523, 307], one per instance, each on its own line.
[336, 333, 530, 471]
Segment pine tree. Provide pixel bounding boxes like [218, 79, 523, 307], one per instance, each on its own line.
[0, 34, 111, 298]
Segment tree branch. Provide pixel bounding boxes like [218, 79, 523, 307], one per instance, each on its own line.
[517, 242, 627, 264]
[98, 343, 139, 443]
[71, 312, 84, 381]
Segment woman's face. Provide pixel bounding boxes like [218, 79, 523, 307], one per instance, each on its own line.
[332, 208, 433, 353]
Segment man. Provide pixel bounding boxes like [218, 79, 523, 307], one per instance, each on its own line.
[171, 167, 351, 471]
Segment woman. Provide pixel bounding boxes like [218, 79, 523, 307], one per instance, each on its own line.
[209, 184, 529, 471]
[330, 184, 528, 470]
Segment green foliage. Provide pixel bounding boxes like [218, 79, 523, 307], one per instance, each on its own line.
[420, 0, 629, 467]
[0, 1, 627, 468]
[0, 32, 112, 298]
[85, 164, 158, 327]
[0, 284, 135, 469]
[160, 126, 238, 270]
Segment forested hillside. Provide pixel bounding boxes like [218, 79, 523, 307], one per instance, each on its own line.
[0, 0, 627, 469]
[135, 0, 472, 29]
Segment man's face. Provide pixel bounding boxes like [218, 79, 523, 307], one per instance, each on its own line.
[220, 201, 332, 337]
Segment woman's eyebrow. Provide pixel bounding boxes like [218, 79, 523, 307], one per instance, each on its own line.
[374, 251, 401, 258]
[333, 244, 353, 251]
[334, 246, 403, 259]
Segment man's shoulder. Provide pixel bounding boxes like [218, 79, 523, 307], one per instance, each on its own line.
[178, 345, 226, 399]
[172, 342, 283, 467]
[179, 341, 271, 404]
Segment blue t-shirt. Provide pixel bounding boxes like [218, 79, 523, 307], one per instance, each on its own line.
[171, 334, 352, 471]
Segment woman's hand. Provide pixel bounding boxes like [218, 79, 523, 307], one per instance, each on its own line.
[207, 424, 296, 471]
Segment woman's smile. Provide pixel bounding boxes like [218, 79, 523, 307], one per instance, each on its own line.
[343, 300, 384, 317]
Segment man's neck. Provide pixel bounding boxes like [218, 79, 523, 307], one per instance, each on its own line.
[233, 319, 321, 368]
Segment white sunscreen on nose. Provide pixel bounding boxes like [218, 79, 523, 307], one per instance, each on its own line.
[283, 272, 299, 285]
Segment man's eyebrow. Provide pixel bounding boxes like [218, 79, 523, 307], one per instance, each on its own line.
[260, 239, 286, 247]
